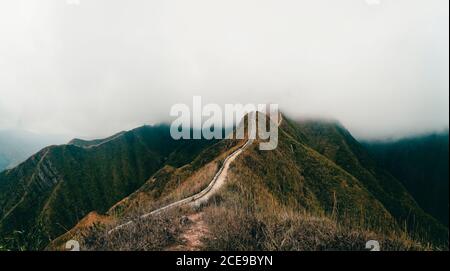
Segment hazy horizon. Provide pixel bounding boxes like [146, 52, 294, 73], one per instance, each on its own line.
[1, 0, 448, 141]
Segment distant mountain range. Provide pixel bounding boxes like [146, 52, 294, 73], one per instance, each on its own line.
[0, 130, 67, 172]
[0, 115, 448, 250]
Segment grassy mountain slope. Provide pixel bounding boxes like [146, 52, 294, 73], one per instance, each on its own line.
[2, 113, 447, 250]
[0, 125, 220, 250]
[363, 132, 449, 226]
[200, 116, 447, 250]
[56, 114, 447, 251]
[284, 119, 447, 244]
[47, 137, 243, 250]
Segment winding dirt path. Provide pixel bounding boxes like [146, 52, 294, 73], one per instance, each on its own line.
[109, 138, 253, 234]
[109, 113, 282, 235]
[166, 212, 209, 251]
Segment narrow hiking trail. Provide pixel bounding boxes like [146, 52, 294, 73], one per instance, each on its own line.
[169, 114, 282, 250]
[109, 137, 253, 233]
[110, 113, 282, 245]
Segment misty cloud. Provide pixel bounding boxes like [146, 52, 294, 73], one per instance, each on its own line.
[0, 0, 448, 140]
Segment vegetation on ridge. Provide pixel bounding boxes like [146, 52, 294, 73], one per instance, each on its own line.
[1, 115, 448, 251]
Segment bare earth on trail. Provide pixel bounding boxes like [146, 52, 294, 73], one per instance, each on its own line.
[166, 212, 209, 251]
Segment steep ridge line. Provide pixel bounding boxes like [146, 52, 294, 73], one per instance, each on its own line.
[108, 113, 282, 234]
[108, 138, 253, 234]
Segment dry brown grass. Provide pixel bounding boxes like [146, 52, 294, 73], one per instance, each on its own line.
[106, 140, 245, 221]
[81, 208, 185, 251]
[202, 204, 425, 251]
[46, 211, 116, 251]
[199, 164, 429, 251]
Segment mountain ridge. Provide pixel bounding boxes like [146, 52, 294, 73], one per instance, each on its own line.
[0, 130, 66, 172]
[0, 124, 223, 249]
[1, 114, 448, 250]
[48, 114, 447, 250]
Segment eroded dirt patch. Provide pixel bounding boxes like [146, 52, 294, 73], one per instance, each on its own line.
[167, 212, 209, 251]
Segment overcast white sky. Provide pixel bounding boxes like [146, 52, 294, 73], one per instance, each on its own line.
[0, 0, 448, 140]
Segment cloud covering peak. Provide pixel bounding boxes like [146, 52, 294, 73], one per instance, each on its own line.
[0, 0, 448, 140]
